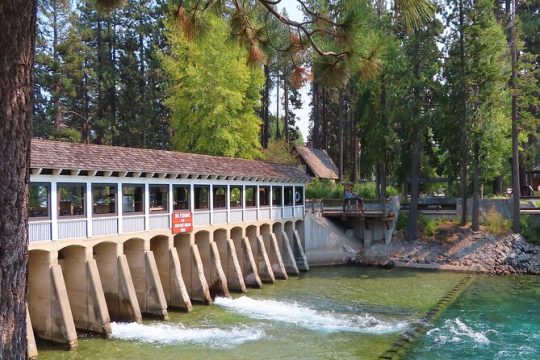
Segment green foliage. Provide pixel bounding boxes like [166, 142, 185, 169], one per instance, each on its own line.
[305, 179, 344, 199]
[305, 179, 398, 200]
[521, 215, 540, 245]
[481, 207, 511, 235]
[398, 212, 443, 237]
[353, 182, 399, 199]
[396, 211, 409, 231]
[419, 215, 439, 237]
[261, 139, 298, 164]
[162, 14, 264, 159]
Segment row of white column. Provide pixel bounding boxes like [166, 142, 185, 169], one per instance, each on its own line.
[44, 181, 304, 241]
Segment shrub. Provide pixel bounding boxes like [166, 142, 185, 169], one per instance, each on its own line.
[521, 215, 540, 246]
[305, 179, 335, 199]
[305, 180, 399, 200]
[418, 214, 438, 237]
[482, 207, 511, 235]
[396, 211, 408, 231]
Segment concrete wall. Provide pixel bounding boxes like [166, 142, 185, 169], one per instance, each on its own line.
[457, 198, 514, 219]
[304, 196, 401, 265]
[304, 212, 362, 266]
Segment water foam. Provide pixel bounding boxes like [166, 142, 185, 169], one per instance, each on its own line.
[110, 322, 264, 348]
[427, 318, 490, 345]
[214, 296, 407, 334]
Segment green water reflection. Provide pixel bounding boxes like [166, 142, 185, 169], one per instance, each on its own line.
[37, 267, 467, 360]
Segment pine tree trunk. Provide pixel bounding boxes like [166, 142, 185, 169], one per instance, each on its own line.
[82, 59, 90, 144]
[349, 98, 357, 183]
[493, 176, 502, 195]
[96, 19, 104, 145]
[275, 71, 280, 139]
[407, 41, 421, 241]
[459, 0, 469, 226]
[138, 23, 146, 147]
[472, 140, 480, 231]
[52, 0, 62, 130]
[262, 65, 270, 148]
[0, 0, 35, 358]
[322, 88, 327, 150]
[407, 125, 421, 240]
[376, 163, 382, 198]
[510, 0, 521, 232]
[108, 19, 117, 145]
[338, 87, 344, 181]
[283, 66, 289, 144]
[380, 74, 387, 200]
[312, 81, 319, 148]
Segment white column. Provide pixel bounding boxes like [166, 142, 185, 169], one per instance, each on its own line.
[294, 186, 297, 217]
[209, 184, 214, 225]
[226, 184, 230, 224]
[190, 184, 195, 212]
[256, 185, 260, 221]
[242, 185, 246, 222]
[86, 182, 92, 237]
[269, 185, 273, 220]
[50, 181, 58, 241]
[144, 183, 150, 230]
[302, 185, 306, 217]
[118, 183, 123, 234]
[281, 186, 285, 219]
[169, 183, 174, 228]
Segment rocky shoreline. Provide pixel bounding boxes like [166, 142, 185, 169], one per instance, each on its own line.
[355, 228, 540, 275]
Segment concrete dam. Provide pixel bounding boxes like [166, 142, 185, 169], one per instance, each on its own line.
[26, 139, 311, 357]
[25, 139, 398, 357]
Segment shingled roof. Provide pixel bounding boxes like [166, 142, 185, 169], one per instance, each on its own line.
[294, 146, 339, 180]
[31, 139, 311, 183]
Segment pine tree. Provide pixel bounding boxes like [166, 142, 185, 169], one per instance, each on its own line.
[162, 14, 264, 159]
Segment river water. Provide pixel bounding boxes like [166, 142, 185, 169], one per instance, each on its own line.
[37, 267, 539, 360]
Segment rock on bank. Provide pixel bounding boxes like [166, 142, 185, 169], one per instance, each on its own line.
[355, 230, 540, 275]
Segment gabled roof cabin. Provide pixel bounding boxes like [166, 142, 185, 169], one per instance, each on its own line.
[294, 145, 339, 181]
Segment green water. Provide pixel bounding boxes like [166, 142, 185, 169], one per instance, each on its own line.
[36, 268, 538, 360]
[409, 275, 540, 360]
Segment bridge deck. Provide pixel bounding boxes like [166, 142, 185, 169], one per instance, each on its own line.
[321, 207, 394, 219]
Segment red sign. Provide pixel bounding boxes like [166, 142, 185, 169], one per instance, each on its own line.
[172, 211, 193, 234]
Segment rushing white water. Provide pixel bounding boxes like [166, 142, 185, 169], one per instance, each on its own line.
[427, 318, 490, 345]
[214, 296, 407, 334]
[110, 322, 264, 348]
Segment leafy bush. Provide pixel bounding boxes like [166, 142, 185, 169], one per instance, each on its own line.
[418, 214, 438, 236]
[306, 179, 398, 200]
[305, 179, 342, 199]
[396, 212, 448, 238]
[396, 211, 408, 231]
[482, 207, 510, 235]
[521, 215, 540, 246]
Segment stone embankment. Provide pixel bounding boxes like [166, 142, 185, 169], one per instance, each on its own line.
[355, 228, 540, 275]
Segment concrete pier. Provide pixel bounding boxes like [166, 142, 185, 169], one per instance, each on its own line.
[256, 235, 276, 283]
[94, 243, 142, 323]
[268, 233, 288, 279]
[28, 251, 77, 349]
[241, 236, 263, 287]
[58, 246, 111, 334]
[280, 230, 300, 275]
[27, 220, 308, 353]
[27, 307, 38, 359]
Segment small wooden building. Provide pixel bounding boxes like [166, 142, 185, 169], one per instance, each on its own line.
[294, 146, 339, 181]
[526, 165, 540, 192]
